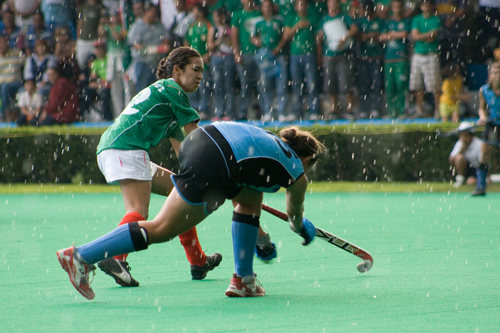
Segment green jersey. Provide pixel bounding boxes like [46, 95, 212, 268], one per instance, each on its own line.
[254, 17, 284, 51]
[90, 57, 107, 80]
[231, 8, 263, 55]
[96, 79, 199, 154]
[357, 16, 384, 58]
[411, 14, 441, 54]
[383, 18, 411, 61]
[285, 13, 318, 55]
[186, 21, 210, 56]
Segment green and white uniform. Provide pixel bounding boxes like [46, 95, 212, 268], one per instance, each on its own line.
[97, 79, 199, 154]
[96, 79, 200, 183]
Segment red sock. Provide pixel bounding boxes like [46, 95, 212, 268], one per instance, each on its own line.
[178, 227, 206, 266]
[113, 212, 145, 261]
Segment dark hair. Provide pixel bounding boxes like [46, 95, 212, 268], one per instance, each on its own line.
[195, 3, 209, 19]
[156, 47, 202, 79]
[279, 127, 325, 167]
[213, 7, 228, 24]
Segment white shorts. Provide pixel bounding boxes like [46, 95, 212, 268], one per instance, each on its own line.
[97, 149, 159, 184]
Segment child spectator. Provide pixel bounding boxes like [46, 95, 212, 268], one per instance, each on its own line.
[439, 63, 469, 122]
[16, 79, 44, 126]
[207, 7, 236, 121]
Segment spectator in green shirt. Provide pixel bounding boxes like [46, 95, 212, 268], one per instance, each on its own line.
[409, 0, 441, 118]
[231, 0, 263, 120]
[380, 0, 411, 118]
[185, 3, 212, 119]
[252, 0, 289, 122]
[284, 0, 321, 121]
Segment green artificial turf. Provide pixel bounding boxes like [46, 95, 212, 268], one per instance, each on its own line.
[1, 190, 499, 332]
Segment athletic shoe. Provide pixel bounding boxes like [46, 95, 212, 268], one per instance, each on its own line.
[57, 246, 96, 300]
[471, 189, 486, 196]
[98, 258, 139, 287]
[190, 252, 222, 280]
[225, 273, 265, 297]
[255, 242, 277, 261]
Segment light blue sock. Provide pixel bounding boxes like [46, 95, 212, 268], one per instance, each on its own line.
[231, 212, 259, 278]
[77, 224, 136, 264]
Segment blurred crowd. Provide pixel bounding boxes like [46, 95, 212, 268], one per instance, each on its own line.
[0, 0, 499, 126]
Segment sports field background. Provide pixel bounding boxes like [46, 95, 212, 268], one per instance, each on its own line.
[1, 186, 499, 332]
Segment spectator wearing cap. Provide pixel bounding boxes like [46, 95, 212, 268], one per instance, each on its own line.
[79, 40, 113, 121]
[449, 122, 482, 188]
[76, 0, 105, 69]
[127, 4, 170, 94]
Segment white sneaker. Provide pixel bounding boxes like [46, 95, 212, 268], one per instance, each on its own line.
[453, 175, 465, 188]
[57, 246, 96, 300]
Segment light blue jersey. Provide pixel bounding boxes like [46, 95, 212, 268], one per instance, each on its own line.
[212, 122, 304, 192]
[481, 83, 500, 124]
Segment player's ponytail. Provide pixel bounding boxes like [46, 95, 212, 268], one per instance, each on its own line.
[280, 127, 325, 167]
[156, 47, 202, 79]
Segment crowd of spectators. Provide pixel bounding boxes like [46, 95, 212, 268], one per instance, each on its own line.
[0, 0, 499, 125]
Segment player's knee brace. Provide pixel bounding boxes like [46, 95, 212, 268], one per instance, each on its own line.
[129, 222, 149, 251]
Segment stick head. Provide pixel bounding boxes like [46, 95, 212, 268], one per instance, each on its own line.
[357, 259, 373, 273]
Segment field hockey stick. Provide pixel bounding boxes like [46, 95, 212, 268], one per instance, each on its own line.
[261, 204, 373, 273]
